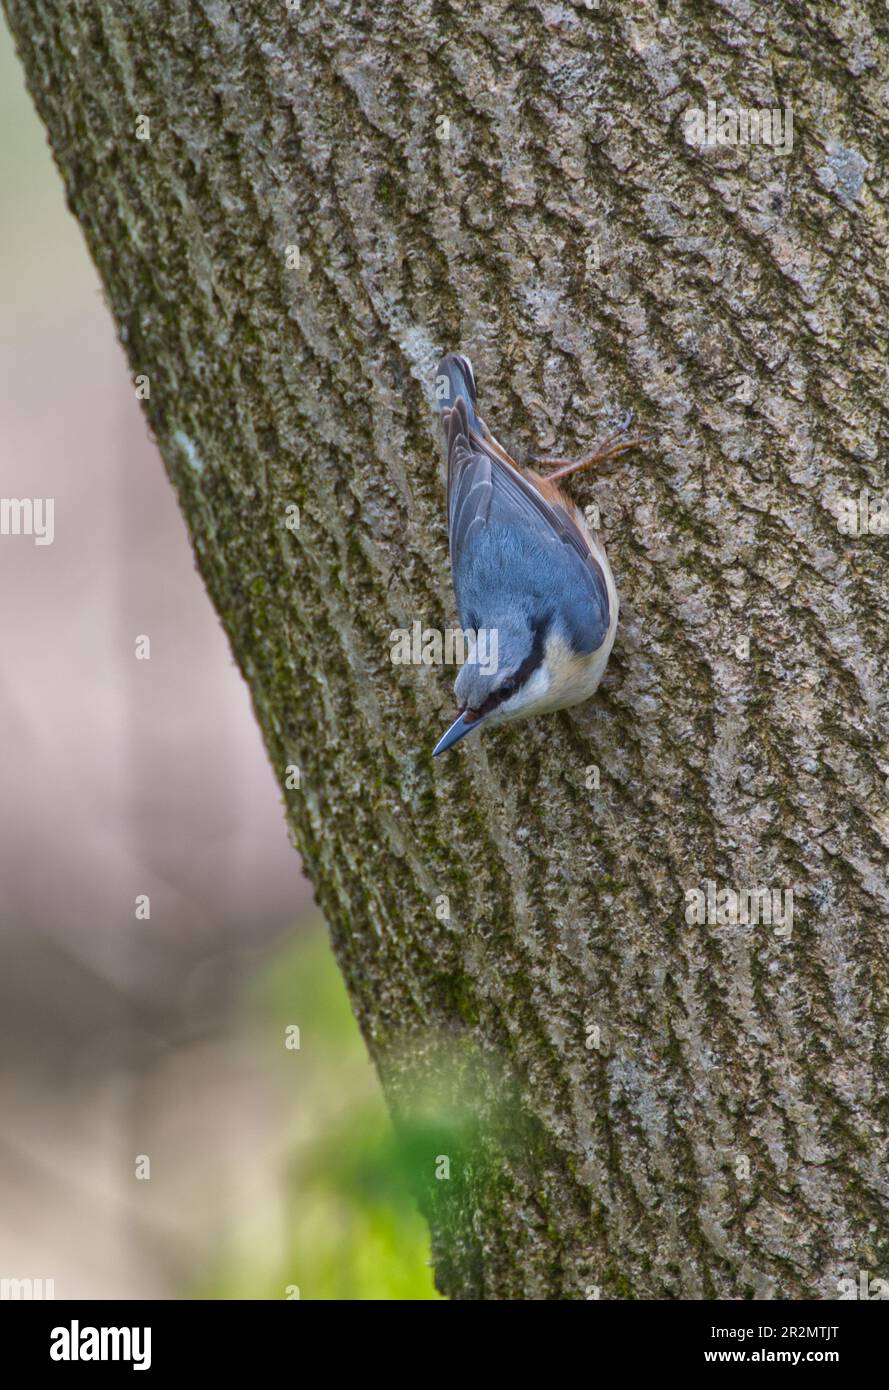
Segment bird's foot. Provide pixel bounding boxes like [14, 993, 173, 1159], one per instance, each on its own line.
[531, 411, 649, 482]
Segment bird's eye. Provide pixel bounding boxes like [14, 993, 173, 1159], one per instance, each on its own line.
[500, 677, 517, 700]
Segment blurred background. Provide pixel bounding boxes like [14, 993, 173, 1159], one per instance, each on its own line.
[0, 26, 437, 1299]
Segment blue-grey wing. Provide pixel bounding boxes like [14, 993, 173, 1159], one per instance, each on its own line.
[442, 396, 611, 654]
[435, 353, 483, 437]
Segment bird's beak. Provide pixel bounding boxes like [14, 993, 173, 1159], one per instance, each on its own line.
[432, 709, 487, 757]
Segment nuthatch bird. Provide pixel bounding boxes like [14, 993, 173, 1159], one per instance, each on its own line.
[432, 353, 645, 757]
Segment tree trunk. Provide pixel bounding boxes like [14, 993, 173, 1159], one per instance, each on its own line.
[5, 0, 888, 1299]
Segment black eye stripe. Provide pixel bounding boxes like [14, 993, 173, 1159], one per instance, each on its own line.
[470, 613, 551, 719]
[505, 615, 549, 695]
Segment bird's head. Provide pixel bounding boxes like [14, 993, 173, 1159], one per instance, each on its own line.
[433, 612, 558, 755]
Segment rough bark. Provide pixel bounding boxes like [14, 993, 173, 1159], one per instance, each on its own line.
[5, 0, 888, 1299]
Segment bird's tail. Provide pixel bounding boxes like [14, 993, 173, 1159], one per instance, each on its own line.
[435, 353, 483, 437]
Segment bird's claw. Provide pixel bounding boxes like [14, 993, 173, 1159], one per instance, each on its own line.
[530, 411, 648, 481]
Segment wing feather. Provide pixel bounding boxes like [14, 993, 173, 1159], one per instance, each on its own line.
[442, 395, 611, 654]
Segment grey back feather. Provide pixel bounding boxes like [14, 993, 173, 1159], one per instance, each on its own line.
[442, 393, 610, 657]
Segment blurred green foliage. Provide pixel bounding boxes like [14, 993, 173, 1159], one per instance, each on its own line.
[199, 924, 442, 1301]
